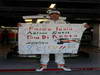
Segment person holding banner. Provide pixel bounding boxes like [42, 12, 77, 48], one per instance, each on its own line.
[36, 10, 72, 71]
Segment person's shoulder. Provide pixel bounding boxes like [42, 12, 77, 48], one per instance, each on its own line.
[57, 20, 66, 24]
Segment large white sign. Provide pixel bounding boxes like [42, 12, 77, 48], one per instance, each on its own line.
[18, 23, 86, 54]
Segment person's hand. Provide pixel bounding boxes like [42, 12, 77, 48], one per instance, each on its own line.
[83, 23, 90, 28]
[17, 23, 21, 27]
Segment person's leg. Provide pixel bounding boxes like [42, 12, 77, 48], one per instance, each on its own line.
[55, 53, 71, 71]
[55, 53, 65, 65]
[40, 54, 49, 65]
[36, 54, 49, 71]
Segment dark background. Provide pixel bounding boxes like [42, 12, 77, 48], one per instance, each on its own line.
[0, 0, 100, 26]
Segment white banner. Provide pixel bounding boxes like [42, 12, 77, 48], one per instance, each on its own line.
[18, 23, 86, 54]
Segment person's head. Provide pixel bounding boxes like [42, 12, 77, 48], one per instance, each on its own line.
[48, 10, 61, 21]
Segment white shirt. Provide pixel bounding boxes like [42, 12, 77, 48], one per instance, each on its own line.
[44, 19, 66, 24]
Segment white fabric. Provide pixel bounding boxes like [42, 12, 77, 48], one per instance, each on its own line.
[18, 23, 85, 54]
[40, 53, 65, 64]
[44, 19, 66, 24]
[48, 10, 60, 15]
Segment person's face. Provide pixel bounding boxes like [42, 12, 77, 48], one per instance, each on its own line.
[49, 13, 60, 21]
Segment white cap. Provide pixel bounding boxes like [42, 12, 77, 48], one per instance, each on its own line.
[48, 10, 60, 15]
